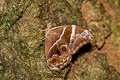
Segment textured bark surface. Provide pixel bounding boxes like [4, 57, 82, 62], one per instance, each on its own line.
[0, 0, 120, 80]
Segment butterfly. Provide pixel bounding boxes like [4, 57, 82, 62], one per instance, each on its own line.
[45, 25, 92, 71]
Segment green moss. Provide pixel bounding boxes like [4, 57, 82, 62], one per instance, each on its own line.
[111, 24, 120, 34]
[111, 24, 120, 47]
[0, 0, 32, 32]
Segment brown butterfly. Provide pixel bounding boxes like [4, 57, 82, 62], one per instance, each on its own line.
[45, 25, 92, 71]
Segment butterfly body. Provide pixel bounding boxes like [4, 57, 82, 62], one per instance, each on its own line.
[45, 25, 92, 71]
